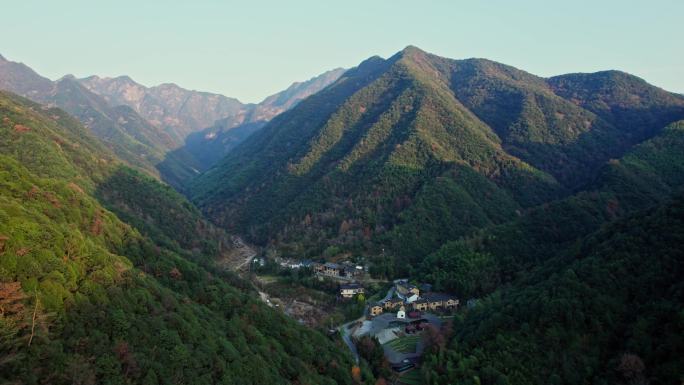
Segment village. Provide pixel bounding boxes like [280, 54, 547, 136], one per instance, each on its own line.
[254, 255, 461, 382]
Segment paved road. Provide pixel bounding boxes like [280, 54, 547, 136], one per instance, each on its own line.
[258, 290, 274, 307]
[231, 236, 257, 271]
[338, 315, 366, 363]
[340, 323, 360, 363]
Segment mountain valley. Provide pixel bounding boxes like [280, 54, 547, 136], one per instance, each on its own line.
[1, 44, 683, 385]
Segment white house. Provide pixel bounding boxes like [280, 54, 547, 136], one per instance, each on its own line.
[405, 293, 419, 303]
[397, 305, 406, 319]
[339, 283, 365, 298]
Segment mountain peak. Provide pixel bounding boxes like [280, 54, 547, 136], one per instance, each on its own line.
[114, 74, 135, 83]
[392, 45, 434, 68]
[256, 67, 346, 109]
[81, 74, 101, 81]
[58, 74, 77, 82]
[396, 45, 431, 62]
[155, 82, 183, 91]
[400, 45, 425, 55]
[0, 53, 5, 61]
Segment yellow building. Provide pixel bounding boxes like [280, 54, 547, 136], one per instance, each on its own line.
[370, 303, 384, 316]
[412, 293, 459, 312]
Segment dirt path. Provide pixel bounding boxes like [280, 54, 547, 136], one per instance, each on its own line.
[215, 236, 257, 271]
[258, 291, 270, 305]
[213, 238, 343, 328]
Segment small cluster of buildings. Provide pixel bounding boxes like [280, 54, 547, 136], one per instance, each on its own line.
[313, 261, 364, 280]
[339, 283, 365, 298]
[278, 258, 314, 269]
[269, 258, 366, 280]
[370, 280, 458, 317]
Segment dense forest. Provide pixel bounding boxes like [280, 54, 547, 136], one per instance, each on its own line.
[420, 192, 684, 385]
[417, 120, 684, 296]
[0, 91, 355, 385]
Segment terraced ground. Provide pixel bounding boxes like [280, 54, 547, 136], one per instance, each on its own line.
[384, 335, 421, 353]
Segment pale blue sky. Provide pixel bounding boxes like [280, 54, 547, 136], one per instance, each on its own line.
[2, 0, 681, 102]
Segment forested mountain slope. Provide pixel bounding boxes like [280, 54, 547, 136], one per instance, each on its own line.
[420, 191, 684, 385]
[410, 120, 684, 384]
[447, 60, 684, 188]
[191, 46, 684, 269]
[0, 91, 354, 385]
[417, 120, 684, 295]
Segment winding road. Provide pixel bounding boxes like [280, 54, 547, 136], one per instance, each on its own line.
[336, 283, 396, 363]
[338, 318, 363, 363]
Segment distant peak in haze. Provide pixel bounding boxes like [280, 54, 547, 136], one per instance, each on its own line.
[257, 67, 346, 107]
[394, 45, 430, 60]
[72, 65, 344, 155]
[286, 67, 345, 88]
[114, 74, 134, 82]
[400, 44, 426, 55]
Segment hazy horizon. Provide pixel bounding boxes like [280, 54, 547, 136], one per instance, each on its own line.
[2, 0, 681, 103]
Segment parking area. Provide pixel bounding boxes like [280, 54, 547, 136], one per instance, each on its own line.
[352, 312, 442, 364]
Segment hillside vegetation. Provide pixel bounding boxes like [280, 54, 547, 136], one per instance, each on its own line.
[0, 91, 354, 385]
[418, 120, 684, 296]
[420, 192, 684, 385]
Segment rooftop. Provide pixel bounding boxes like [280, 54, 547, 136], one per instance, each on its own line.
[340, 283, 363, 290]
[416, 292, 457, 304]
[323, 262, 342, 269]
[385, 297, 404, 304]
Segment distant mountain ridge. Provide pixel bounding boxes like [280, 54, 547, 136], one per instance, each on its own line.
[77, 68, 346, 146]
[256, 68, 348, 115]
[78, 75, 246, 144]
[0, 54, 344, 187]
[0, 55, 176, 177]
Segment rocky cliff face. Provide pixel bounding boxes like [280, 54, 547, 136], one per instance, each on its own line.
[78, 68, 346, 145]
[79, 75, 246, 143]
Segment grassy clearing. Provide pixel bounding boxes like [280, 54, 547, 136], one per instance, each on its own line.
[255, 274, 280, 284]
